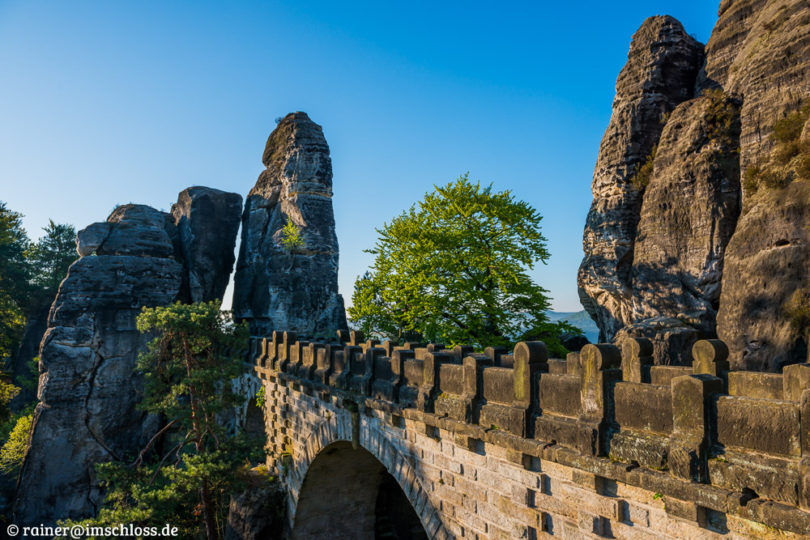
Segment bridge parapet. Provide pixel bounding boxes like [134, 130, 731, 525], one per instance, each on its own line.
[250, 332, 810, 538]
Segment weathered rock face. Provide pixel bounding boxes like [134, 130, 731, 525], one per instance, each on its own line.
[706, 0, 810, 370]
[580, 1, 810, 369]
[225, 468, 284, 540]
[578, 16, 704, 342]
[718, 181, 810, 370]
[631, 93, 742, 335]
[14, 205, 181, 525]
[172, 186, 243, 303]
[15, 188, 242, 525]
[233, 112, 348, 337]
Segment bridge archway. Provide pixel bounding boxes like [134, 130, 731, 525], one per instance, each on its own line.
[291, 441, 428, 539]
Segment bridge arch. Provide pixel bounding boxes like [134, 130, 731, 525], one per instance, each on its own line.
[282, 408, 446, 539]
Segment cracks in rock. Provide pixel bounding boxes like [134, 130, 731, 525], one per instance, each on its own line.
[83, 344, 121, 462]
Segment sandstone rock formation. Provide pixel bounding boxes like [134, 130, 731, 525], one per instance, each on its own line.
[15, 188, 242, 526]
[233, 112, 348, 337]
[580, 1, 810, 369]
[706, 0, 810, 370]
[172, 186, 243, 303]
[630, 93, 741, 335]
[578, 16, 704, 342]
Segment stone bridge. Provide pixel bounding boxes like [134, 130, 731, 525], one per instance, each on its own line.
[248, 331, 810, 539]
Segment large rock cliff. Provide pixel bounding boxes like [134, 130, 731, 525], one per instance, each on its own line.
[578, 16, 704, 342]
[579, 0, 810, 369]
[14, 188, 242, 525]
[233, 112, 348, 337]
[707, 0, 810, 370]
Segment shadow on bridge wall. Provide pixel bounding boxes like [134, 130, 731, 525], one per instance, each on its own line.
[280, 399, 445, 539]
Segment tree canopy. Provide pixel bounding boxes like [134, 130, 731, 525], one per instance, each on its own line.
[0, 203, 30, 362]
[348, 174, 579, 355]
[0, 204, 77, 363]
[25, 220, 78, 313]
[67, 301, 265, 539]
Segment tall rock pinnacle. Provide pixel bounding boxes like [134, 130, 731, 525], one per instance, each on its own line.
[233, 112, 348, 336]
[578, 16, 705, 342]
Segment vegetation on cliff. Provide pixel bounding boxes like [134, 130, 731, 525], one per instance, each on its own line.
[349, 174, 579, 356]
[64, 302, 267, 539]
[743, 101, 810, 196]
[0, 202, 76, 494]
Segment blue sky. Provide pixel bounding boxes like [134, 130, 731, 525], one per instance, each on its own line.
[0, 1, 718, 311]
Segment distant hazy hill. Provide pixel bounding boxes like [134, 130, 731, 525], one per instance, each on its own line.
[547, 310, 599, 344]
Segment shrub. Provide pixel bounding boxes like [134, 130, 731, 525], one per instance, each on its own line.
[771, 103, 810, 144]
[630, 145, 657, 190]
[0, 413, 32, 474]
[759, 168, 791, 189]
[704, 89, 739, 145]
[743, 165, 761, 193]
[796, 153, 810, 180]
[279, 217, 304, 252]
[774, 140, 800, 165]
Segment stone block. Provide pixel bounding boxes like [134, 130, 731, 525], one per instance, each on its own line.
[649, 365, 693, 386]
[716, 395, 800, 457]
[691, 339, 729, 377]
[534, 414, 581, 451]
[708, 450, 801, 505]
[614, 382, 673, 434]
[664, 497, 706, 526]
[539, 374, 580, 417]
[609, 430, 669, 470]
[548, 359, 568, 375]
[783, 363, 810, 402]
[728, 371, 784, 400]
[482, 367, 514, 404]
[621, 337, 653, 383]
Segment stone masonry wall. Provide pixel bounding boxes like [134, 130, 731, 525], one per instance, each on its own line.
[251, 332, 810, 539]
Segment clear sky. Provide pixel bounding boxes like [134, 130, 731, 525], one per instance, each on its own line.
[0, 1, 718, 312]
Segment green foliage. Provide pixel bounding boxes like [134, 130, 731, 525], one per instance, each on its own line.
[630, 145, 657, 190]
[520, 319, 584, 358]
[743, 100, 810, 196]
[771, 103, 810, 144]
[704, 89, 740, 146]
[66, 302, 267, 539]
[0, 203, 30, 362]
[0, 378, 20, 427]
[0, 202, 76, 385]
[24, 220, 77, 312]
[348, 174, 578, 355]
[18, 356, 39, 395]
[0, 203, 30, 308]
[774, 140, 800, 165]
[279, 217, 304, 252]
[255, 386, 266, 408]
[0, 412, 32, 474]
[743, 164, 762, 194]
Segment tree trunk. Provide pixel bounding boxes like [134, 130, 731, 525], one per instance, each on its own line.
[200, 481, 218, 540]
[182, 334, 218, 539]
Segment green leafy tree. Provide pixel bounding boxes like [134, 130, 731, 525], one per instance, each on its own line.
[25, 220, 77, 313]
[348, 174, 579, 355]
[0, 203, 30, 362]
[0, 412, 32, 474]
[65, 302, 264, 539]
[279, 216, 304, 252]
